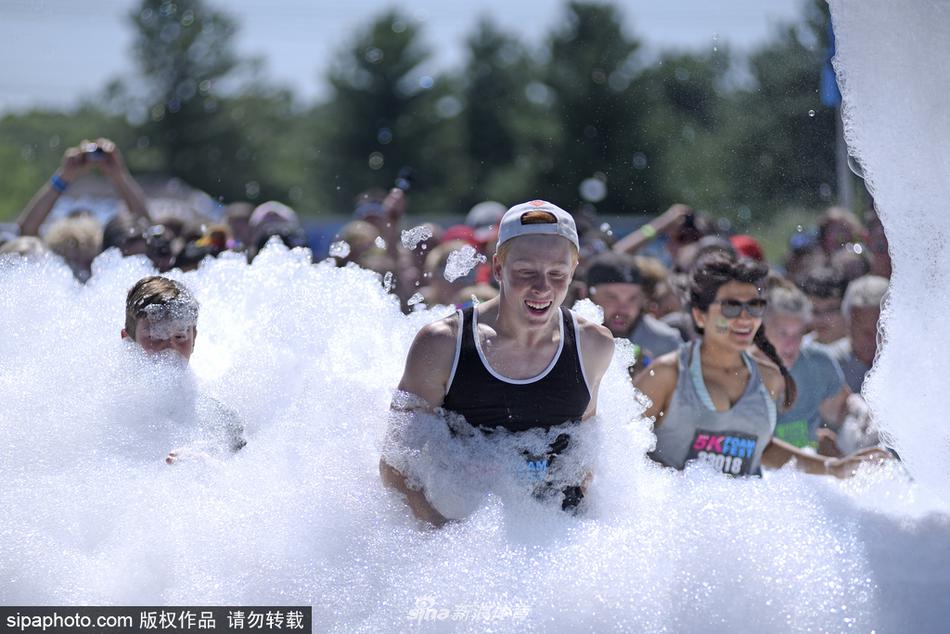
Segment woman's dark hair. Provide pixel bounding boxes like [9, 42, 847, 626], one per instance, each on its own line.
[688, 251, 797, 410]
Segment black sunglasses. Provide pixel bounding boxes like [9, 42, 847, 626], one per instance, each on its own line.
[713, 298, 767, 318]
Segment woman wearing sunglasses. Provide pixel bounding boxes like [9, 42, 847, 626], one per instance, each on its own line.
[633, 251, 885, 477]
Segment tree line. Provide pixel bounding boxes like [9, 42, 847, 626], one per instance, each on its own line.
[0, 0, 855, 227]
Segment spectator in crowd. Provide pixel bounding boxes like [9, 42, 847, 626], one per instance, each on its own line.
[332, 220, 380, 267]
[763, 282, 850, 455]
[395, 221, 444, 305]
[353, 187, 406, 264]
[826, 275, 889, 394]
[250, 221, 308, 261]
[612, 203, 713, 268]
[637, 257, 683, 320]
[0, 236, 49, 259]
[830, 246, 871, 284]
[801, 267, 849, 345]
[465, 201, 506, 244]
[865, 210, 892, 279]
[784, 227, 825, 286]
[584, 252, 682, 365]
[102, 213, 148, 257]
[673, 235, 736, 274]
[730, 234, 766, 262]
[225, 202, 255, 251]
[246, 201, 307, 261]
[15, 138, 150, 280]
[43, 213, 102, 282]
[441, 224, 479, 248]
[17, 138, 150, 239]
[175, 224, 232, 272]
[143, 222, 181, 273]
[817, 206, 863, 257]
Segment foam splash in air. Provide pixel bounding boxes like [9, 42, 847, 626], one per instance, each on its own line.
[443, 245, 486, 282]
[400, 224, 433, 250]
[328, 240, 350, 258]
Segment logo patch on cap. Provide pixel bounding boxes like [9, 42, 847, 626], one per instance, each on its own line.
[528, 200, 546, 207]
[520, 210, 558, 225]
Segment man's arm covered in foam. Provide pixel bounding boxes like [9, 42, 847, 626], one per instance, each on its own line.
[379, 316, 459, 527]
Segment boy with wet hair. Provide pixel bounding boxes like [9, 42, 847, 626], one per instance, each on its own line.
[122, 276, 199, 362]
[121, 275, 246, 460]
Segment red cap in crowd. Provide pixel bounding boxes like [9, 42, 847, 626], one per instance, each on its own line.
[442, 224, 480, 247]
[730, 234, 764, 261]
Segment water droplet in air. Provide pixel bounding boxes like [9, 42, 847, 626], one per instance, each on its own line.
[329, 241, 350, 258]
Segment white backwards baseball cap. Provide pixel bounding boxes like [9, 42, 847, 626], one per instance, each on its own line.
[497, 200, 579, 250]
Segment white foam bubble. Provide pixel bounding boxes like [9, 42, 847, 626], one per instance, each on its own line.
[401, 224, 434, 250]
[443, 245, 486, 282]
[328, 240, 350, 258]
[1, 241, 948, 629]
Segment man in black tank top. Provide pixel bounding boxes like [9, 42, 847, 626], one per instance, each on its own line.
[380, 200, 614, 526]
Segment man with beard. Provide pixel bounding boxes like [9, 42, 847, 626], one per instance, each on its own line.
[585, 252, 683, 367]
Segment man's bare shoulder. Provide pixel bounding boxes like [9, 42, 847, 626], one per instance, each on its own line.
[574, 313, 615, 379]
[416, 311, 459, 343]
[398, 311, 462, 405]
[407, 311, 461, 366]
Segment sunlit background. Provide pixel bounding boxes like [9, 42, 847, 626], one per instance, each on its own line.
[0, 0, 857, 256]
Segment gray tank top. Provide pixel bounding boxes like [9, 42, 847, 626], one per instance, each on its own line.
[650, 341, 777, 476]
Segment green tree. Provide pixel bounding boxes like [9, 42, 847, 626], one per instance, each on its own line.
[724, 0, 836, 218]
[541, 1, 660, 214]
[455, 18, 559, 208]
[129, 0, 269, 202]
[319, 11, 467, 215]
[637, 48, 735, 211]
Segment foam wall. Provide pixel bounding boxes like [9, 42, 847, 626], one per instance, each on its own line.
[829, 0, 950, 503]
[1, 244, 948, 631]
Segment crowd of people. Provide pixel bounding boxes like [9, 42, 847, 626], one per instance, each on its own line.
[0, 138, 893, 523]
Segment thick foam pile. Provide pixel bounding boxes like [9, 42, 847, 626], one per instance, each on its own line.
[829, 0, 950, 503]
[1, 241, 948, 631]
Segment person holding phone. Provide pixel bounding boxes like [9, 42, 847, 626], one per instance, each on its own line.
[16, 138, 150, 238]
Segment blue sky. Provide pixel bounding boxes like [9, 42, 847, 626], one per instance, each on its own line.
[0, 0, 804, 113]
